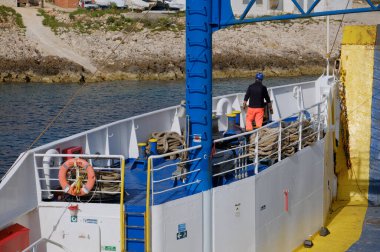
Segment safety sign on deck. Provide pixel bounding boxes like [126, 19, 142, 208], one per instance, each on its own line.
[177, 223, 187, 240]
[193, 134, 201, 143]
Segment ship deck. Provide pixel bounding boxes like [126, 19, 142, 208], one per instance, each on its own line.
[295, 201, 380, 252]
[124, 159, 189, 206]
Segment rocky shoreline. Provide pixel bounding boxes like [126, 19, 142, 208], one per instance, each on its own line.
[0, 56, 327, 83]
[0, 7, 369, 83]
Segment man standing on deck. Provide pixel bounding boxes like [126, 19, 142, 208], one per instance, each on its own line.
[243, 73, 273, 131]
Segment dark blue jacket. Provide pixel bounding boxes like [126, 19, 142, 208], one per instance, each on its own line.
[244, 81, 271, 108]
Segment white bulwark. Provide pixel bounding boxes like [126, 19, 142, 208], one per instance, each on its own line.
[151, 141, 326, 252]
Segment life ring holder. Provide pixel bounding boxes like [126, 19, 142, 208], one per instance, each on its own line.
[58, 158, 96, 197]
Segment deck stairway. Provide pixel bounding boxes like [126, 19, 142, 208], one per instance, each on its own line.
[125, 205, 146, 252]
[123, 158, 189, 252]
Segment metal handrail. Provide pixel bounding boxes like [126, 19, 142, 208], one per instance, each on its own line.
[213, 128, 283, 156]
[214, 100, 326, 143]
[148, 145, 202, 192]
[38, 178, 121, 183]
[144, 148, 203, 251]
[281, 140, 301, 151]
[302, 130, 320, 141]
[144, 143, 204, 252]
[149, 145, 202, 160]
[33, 153, 126, 252]
[143, 144, 201, 251]
[212, 153, 253, 166]
[34, 153, 124, 159]
[153, 169, 201, 184]
[36, 166, 122, 171]
[215, 81, 315, 100]
[258, 151, 279, 163]
[269, 80, 315, 91]
[34, 154, 123, 179]
[39, 189, 121, 194]
[213, 163, 256, 177]
[134, 86, 325, 250]
[215, 142, 252, 155]
[254, 140, 279, 152]
[22, 237, 72, 252]
[153, 180, 201, 195]
[212, 101, 326, 178]
[152, 157, 201, 172]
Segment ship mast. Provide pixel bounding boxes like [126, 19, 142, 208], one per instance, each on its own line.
[185, 0, 213, 193]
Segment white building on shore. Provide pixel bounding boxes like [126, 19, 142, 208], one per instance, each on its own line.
[231, 0, 352, 18]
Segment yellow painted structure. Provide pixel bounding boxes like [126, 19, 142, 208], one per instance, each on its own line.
[338, 25, 376, 203]
[295, 25, 376, 252]
[145, 158, 152, 252]
[120, 158, 126, 252]
[341, 26, 377, 45]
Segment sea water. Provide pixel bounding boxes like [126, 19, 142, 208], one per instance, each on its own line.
[0, 76, 316, 177]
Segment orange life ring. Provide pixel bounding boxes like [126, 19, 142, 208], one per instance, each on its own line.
[58, 158, 96, 196]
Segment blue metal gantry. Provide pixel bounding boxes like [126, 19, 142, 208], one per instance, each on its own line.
[219, 0, 380, 27]
[185, 0, 380, 193]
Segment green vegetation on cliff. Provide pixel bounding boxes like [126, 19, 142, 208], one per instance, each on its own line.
[38, 9, 66, 32]
[39, 8, 184, 34]
[0, 5, 25, 28]
[69, 6, 129, 18]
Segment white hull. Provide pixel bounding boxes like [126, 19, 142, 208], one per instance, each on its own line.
[0, 75, 337, 252]
[152, 140, 326, 252]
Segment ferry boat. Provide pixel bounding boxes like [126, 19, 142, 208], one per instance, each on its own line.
[0, 75, 334, 252]
[1, 1, 380, 252]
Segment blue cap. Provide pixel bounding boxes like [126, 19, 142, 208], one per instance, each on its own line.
[256, 72, 264, 81]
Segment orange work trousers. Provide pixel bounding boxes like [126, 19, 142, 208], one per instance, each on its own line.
[246, 107, 265, 131]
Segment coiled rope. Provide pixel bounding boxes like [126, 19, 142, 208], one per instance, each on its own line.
[149, 132, 185, 155]
[147, 131, 188, 180]
[97, 171, 121, 193]
[248, 119, 320, 160]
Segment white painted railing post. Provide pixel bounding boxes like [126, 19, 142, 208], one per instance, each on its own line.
[278, 120, 282, 162]
[254, 131, 259, 174]
[151, 158, 154, 206]
[236, 142, 241, 179]
[298, 111, 303, 151]
[317, 103, 321, 140]
[238, 141, 242, 179]
[234, 157, 238, 179]
[244, 139, 248, 178]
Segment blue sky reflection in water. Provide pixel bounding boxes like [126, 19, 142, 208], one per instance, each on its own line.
[0, 76, 316, 176]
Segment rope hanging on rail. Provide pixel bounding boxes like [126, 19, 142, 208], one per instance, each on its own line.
[148, 131, 188, 180]
[248, 119, 320, 160]
[97, 171, 121, 193]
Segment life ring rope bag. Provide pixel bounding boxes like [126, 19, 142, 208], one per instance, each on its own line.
[58, 158, 96, 197]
